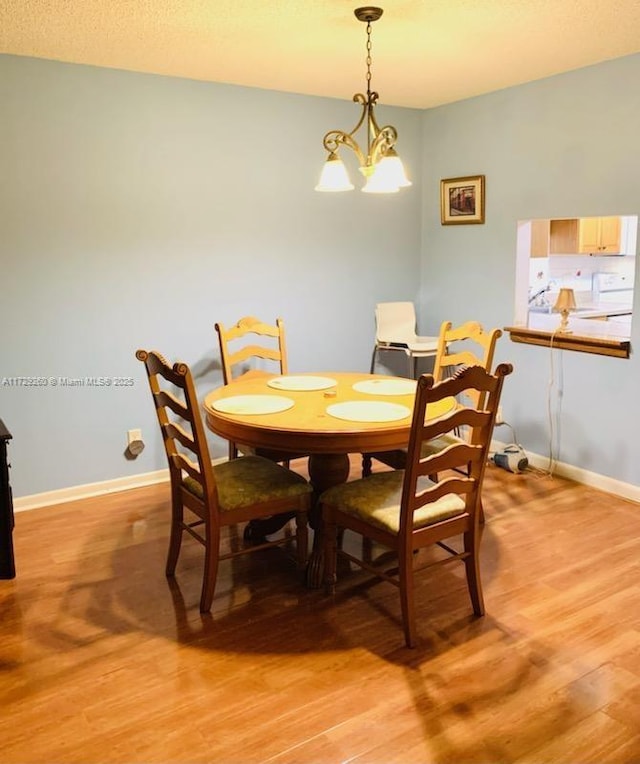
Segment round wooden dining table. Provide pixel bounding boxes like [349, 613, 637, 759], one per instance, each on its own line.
[203, 371, 424, 494]
[203, 372, 454, 586]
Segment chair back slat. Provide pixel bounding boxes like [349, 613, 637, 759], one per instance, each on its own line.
[171, 452, 202, 484]
[422, 407, 489, 442]
[415, 475, 476, 505]
[164, 421, 196, 453]
[156, 390, 190, 420]
[419, 442, 482, 479]
[224, 316, 281, 341]
[227, 343, 283, 366]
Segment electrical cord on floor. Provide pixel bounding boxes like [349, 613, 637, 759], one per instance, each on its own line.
[498, 420, 518, 443]
[546, 329, 565, 477]
[547, 331, 557, 475]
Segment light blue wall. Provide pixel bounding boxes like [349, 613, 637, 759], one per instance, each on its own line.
[420, 53, 640, 485]
[2, 52, 639, 497]
[0, 55, 423, 496]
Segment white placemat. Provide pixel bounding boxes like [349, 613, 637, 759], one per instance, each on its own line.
[352, 378, 417, 396]
[212, 395, 294, 415]
[267, 375, 337, 392]
[326, 401, 411, 423]
[425, 396, 457, 421]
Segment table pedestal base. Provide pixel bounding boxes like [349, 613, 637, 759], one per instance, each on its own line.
[307, 453, 351, 589]
[308, 453, 350, 501]
[244, 451, 351, 546]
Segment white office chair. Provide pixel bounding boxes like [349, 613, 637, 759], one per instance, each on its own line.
[370, 302, 438, 378]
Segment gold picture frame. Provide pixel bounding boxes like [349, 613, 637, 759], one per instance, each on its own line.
[440, 175, 485, 225]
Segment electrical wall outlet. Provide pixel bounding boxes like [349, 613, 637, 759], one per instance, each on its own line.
[127, 428, 142, 445]
[126, 428, 145, 457]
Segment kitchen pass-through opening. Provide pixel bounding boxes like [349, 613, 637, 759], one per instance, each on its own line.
[513, 215, 637, 342]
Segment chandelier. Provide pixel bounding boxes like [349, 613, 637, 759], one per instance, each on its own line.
[315, 6, 411, 194]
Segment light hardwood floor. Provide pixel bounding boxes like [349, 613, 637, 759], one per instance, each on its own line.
[1, 459, 639, 763]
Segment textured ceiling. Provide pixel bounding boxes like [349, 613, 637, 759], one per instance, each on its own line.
[1, 0, 640, 109]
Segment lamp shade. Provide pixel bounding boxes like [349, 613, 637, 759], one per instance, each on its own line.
[375, 149, 412, 188]
[315, 152, 354, 192]
[554, 288, 577, 312]
[362, 166, 400, 194]
[554, 287, 577, 333]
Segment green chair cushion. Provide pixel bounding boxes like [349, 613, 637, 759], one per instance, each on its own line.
[321, 471, 465, 534]
[183, 456, 311, 511]
[420, 432, 464, 458]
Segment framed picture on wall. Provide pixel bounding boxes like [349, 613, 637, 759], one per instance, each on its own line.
[440, 175, 485, 225]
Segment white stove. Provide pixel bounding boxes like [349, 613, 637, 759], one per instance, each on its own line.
[592, 273, 634, 309]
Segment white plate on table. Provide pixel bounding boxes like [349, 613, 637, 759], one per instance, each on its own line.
[326, 401, 411, 423]
[267, 375, 337, 392]
[352, 378, 417, 396]
[212, 395, 294, 415]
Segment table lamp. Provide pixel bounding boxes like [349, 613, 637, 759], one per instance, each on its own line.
[554, 288, 577, 333]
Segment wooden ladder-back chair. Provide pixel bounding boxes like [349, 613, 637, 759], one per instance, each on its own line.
[432, 320, 503, 408]
[216, 316, 289, 387]
[215, 316, 303, 466]
[136, 349, 311, 613]
[362, 320, 503, 477]
[321, 363, 513, 648]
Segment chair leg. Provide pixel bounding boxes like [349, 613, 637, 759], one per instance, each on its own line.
[362, 536, 373, 564]
[200, 523, 221, 613]
[398, 548, 417, 648]
[165, 487, 183, 577]
[463, 530, 485, 617]
[295, 511, 309, 569]
[323, 512, 338, 595]
[362, 453, 373, 477]
[228, 441, 238, 460]
[370, 346, 378, 374]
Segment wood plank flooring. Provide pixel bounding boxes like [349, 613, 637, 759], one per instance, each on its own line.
[1, 459, 639, 763]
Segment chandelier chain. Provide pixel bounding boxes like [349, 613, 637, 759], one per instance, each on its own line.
[365, 21, 372, 97]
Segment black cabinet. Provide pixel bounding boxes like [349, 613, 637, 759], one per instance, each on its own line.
[0, 419, 15, 579]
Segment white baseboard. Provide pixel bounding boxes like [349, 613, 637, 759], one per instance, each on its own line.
[14, 469, 171, 512]
[492, 439, 640, 505]
[14, 449, 639, 513]
[14, 459, 228, 513]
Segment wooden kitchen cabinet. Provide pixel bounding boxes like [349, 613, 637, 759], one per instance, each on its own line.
[549, 219, 579, 254]
[530, 219, 550, 257]
[578, 216, 621, 254]
[547, 216, 621, 255]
